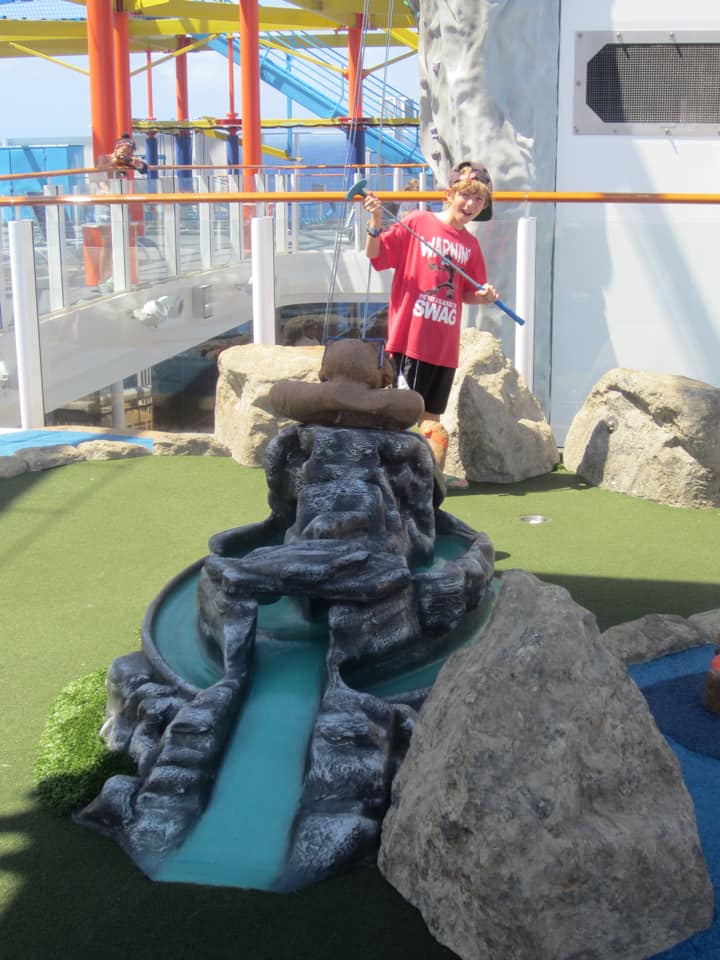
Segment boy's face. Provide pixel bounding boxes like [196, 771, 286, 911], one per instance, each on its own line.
[445, 185, 488, 226]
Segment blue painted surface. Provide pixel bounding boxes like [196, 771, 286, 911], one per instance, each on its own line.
[0, 430, 153, 455]
[629, 649, 720, 959]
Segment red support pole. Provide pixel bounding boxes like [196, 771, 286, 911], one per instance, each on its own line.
[112, 10, 132, 138]
[146, 50, 155, 120]
[227, 35, 238, 121]
[86, 0, 117, 161]
[347, 14, 363, 121]
[176, 35, 190, 122]
[239, 0, 262, 193]
[346, 14, 365, 167]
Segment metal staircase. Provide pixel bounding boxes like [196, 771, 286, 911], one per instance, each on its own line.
[209, 31, 424, 166]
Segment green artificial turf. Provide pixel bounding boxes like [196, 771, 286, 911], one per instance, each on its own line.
[34, 668, 135, 816]
[1, 456, 718, 960]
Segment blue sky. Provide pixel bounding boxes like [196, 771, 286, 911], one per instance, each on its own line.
[0, 45, 418, 142]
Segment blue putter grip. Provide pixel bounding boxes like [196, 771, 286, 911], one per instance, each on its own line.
[495, 298, 525, 326]
[345, 179, 368, 201]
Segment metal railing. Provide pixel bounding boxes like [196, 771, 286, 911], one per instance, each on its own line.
[2, 166, 720, 438]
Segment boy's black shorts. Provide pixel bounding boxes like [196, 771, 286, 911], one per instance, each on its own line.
[390, 354, 456, 416]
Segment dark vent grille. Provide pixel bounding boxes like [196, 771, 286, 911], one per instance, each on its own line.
[587, 43, 720, 123]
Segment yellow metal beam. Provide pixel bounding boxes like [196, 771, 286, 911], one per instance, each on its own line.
[389, 28, 418, 52]
[124, 1, 343, 31]
[6, 42, 89, 74]
[0, 2, 418, 57]
[0, 21, 87, 43]
[273, 0, 416, 30]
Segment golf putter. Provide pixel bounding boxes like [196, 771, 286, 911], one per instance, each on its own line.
[346, 179, 525, 326]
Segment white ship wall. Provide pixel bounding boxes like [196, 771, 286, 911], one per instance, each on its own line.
[552, 0, 720, 441]
[419, 0, 720, 442]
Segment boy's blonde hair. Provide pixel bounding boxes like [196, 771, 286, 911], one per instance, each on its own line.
[448, 179, 490, 200]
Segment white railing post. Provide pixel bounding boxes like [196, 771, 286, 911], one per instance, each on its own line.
[418, 171, 428, 211]
[161, 176, 179, 276]
[228, 173, 242, 262]
[9, 219, 45, 427]
[254, 173, 267, 218]
[275, 174, 288, 255]
[514, 216, 536, 391]
[354, 173, 365, 253]
[0, 217, 9, 331]
[110, 180, 131, 292]
[111, 380, 126, 428]
[198, 174, 212, 270]
[290, 172, 299, 253]
[44, 184, 67, 312]
[251, 216, 276, 344]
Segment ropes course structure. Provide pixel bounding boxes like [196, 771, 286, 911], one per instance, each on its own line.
[320, 0, 420, 344]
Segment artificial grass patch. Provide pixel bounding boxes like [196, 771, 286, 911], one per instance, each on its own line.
[34, 667, 135, 816]
[3, 456, 718, 960]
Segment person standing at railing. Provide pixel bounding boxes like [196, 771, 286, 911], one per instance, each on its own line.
[363, 161, 499, 489]
[382, 177, 420, 225]
[98, 134, 148, 178]
[86, 135, 147, 291]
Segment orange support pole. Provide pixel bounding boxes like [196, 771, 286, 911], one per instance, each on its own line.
[112, 10, 132, 138]
[176, 35, 190, 121]
[175, 36, 192, 178]
[227, 35, 238, 121]
[346, 15, 365, 167]
[347, 15, 363, 121]
[146, 50, 155, 121]
[86, 0, 117, 161]
[239, 0, 262, 193]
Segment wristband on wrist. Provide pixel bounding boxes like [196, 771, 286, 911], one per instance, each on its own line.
[366, 225, 381, 238]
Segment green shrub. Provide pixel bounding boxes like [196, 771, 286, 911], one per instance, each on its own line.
[34, 667, 135, 816]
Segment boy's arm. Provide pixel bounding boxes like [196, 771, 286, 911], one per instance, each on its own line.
[362, 192, 383, 258]
[464, 283, 499, 305]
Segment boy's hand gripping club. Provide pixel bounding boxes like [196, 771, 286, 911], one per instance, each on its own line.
[347, 179, 525, 326]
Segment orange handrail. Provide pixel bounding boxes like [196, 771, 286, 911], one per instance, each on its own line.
[2, 189, 720, 208]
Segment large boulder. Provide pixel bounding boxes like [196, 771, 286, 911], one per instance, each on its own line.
[379, 570, 713, 960]
[214, 343, 324, 466]
[563, 368, 720, 508]
[443, 329, 559, 482]
[601, 611, 720, 665]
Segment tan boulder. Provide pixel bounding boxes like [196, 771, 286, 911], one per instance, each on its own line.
[563, 368, 720, 508]
[443, 329, 558, 483]
[214, 343, 325, 466]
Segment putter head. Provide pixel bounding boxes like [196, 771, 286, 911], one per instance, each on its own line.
[345, 179, 368, 201]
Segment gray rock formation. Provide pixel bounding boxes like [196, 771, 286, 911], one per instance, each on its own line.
[214, 343, 323, 466]
[77, 422, 495, 890]
[443, 329, 558, 482]
[417, 0, 561, 412]
[563, 368, 720, 508]
[76, 648, 251, 874]
[601, 612, 719, 666]
[379, 570, 714, 960]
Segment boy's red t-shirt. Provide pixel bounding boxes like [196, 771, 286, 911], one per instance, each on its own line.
[369, 210, 487, 369]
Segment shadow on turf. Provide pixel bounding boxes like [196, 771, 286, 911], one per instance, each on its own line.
[445, 469, 590, 498]
[0, 797, 460, 960]
[493, 570, 720, 634]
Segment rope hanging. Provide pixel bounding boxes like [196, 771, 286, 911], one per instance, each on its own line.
[322, 0, 396, 344]
[359, 0, 395, 338]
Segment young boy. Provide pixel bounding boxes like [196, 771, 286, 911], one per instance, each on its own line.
[362, 161, 499, 486]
